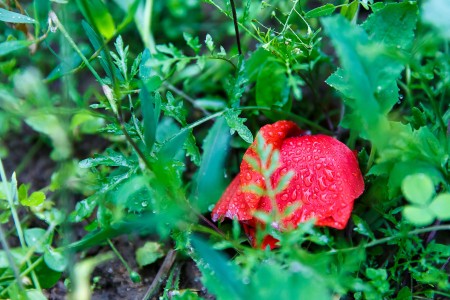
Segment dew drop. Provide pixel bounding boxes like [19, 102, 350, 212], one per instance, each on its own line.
[142, 201, 148, 207]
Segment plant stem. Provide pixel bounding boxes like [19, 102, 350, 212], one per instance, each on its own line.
[142, 249, 177, 300]
[107, 239, 134, 275]
[0, 225, 25, 294]
[327, 224, 450, 254]
[0, 159, 42, 291]
[229, 0, 242, 55]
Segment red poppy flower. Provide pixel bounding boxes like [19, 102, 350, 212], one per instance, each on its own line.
[211, 120, 365, 249]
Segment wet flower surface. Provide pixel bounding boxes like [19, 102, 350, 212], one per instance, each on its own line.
[212, 120, 365, 248]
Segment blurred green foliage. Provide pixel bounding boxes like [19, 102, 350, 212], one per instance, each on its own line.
[0, 0, 449, 299]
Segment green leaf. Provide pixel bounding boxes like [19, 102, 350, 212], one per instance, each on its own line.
[352, 215, 375, 239]
[135, 242, 165, 267]
[194, 117, 231, 212]
[79, 148, 134, 168]
[140, 84, 161, 150]
[21, 191, 46, 207]
[323, 15, 390, 146]
[25, 114, 72, 160]
[24, 228, 48, 253]
[44, 247, 68, 272]
[403, 205, 434, 226]
[183, 32, 201, 54]
[205, 34, 215, 52]
[340, 1, 359, 21]
[191, 236, 245, 299]
[224, 109, 253, 143]
[0, 8, 36, 23]
[247, 261, 331, 299]
[362, 2, 418, 49]
[305, 4, 336, 18]
[76, 0, 116, 39]
[255, 61, 290, 110]
[422, 0, 450, 40]
[226, 58, 248, 108]
[401, 173, 435, 205]
[0, 40, 33, 57]
[429, 193, 450, 221]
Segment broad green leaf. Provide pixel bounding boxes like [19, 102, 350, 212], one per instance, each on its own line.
[25, 114, 72, 160]
[25, 290, 47, 300]
[24, 228, 48, 253]
[255, 61, 290, 110]
[0, 248, 27, 268]
[422, 0, 450, 40]
[158, 129, 188, 163]
[248, 262, 331, 299]
[401, 173, 434, 205]
[323, 16, 390, 147]
[0, 40, 33, 57]
[140, 84, 160, 150]
[362, 2, 418, 50]
[224, 109, 253, 144]
[340, 1, 359, 21]
[194, 117, 231, 212]
[403, 205, 434, 226]
[191, 236, 245, 299]
[76, 0, 116, 39]
[135, 242, 165, 267]
[46, 46, 92, 81]
[0, 8, 36, 23]
[21, 191, 46, 207]
[305, 4, 336, 18]
[44, 247, 68, 272]
[429, 193, 450, 220]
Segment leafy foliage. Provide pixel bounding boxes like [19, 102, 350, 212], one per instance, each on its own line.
[0, 0, 449, 299]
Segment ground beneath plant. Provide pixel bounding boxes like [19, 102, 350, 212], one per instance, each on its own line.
[3, 128, 211, 299]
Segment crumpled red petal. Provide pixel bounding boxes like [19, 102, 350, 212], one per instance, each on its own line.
[211, 120, 365, 248]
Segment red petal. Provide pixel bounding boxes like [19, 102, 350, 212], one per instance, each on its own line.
[239, 121, 304, 215]
[259, 134, 364, 229]
[211, 174, 255, 221]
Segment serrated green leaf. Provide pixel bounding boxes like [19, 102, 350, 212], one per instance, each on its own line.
[135, 242, 165, 267]
[183, 32, 201, 54]
[185, 131, 201, 166]
[362, 2, 418, 49]
[205, 34, 214, 52]
[323, 15, 392, 147]
[401, 173, 434, 205]
[79, 148, 134, 168]
[226, 58, 248, 108]
[224, 109, 253, 143]
[0, 8, 36, 23]
[403, 205, 434, 226]
[305, 4, 336, 18]
[429, 193, 450, 220]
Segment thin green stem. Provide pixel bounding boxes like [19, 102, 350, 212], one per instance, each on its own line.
[0, 225, 25, 294]
[0, 159, 42, 291]
[326, 224, 450, 254]
[365, 145, 376, 174]
[229, 0, 242, 54]
[107, 239, 134, 274]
